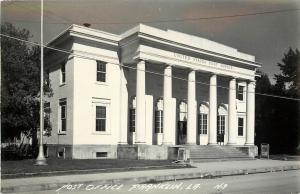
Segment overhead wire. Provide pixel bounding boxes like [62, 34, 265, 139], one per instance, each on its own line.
[0, 32, 299, 102]
[2, 6, 300, 25]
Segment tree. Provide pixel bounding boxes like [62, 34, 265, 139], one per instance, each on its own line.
[273, 48, 300, 154]
[1, 23, 52, 154]
[255, 48, 299, 155]
[274, 48, 299, 96]
[255, 73, 273, 147]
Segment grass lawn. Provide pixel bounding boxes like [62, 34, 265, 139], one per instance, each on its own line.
[1, 158, 190, 179]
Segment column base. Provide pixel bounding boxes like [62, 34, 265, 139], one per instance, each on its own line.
[35, 156, 47, 165]
[118, 142, 128, 145]
[208, 143, 218, 146]
[244, 143, 254, 146]
[227, 143, 237, 146]
[162, 142, 173, 145]
[185, 143, 197, 146]
[135, 142, 146, 144]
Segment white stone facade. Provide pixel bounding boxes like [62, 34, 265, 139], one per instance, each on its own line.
[44, 24, 260, 159]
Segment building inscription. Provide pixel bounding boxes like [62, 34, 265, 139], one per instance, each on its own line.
[173, 53, 233, 70]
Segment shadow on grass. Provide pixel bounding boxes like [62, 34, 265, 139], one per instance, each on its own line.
[2, 158, 193, 179]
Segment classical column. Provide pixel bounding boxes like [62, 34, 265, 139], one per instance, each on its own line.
[227, 78, 237, 145]
[118, 66, 128, 144]
[208, 74, 217, 145]
[187, 70, 197, 145]
[135, 60, 146, 144]
[245, 81, 255, 145]
[163, 65, 173, 144]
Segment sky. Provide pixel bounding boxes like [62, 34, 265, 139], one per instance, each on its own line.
[1, 0, 300, 82]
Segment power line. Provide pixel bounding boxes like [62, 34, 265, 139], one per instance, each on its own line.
[1, 2, 75, 25]
[1, 32, 299, 102]
[3, 8, 300, 25]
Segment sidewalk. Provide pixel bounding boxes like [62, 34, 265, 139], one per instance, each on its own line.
[2, 159, 300, 193]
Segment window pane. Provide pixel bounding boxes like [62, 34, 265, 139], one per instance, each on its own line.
[96, 119, 100, 131]
[238, 118, 244, 136]
[97, 63, 101, 71]
[238, 127, 243, 136]
[96, 119, 106, 131]
[61, 105, 66, 119]
[96, 106, 106, 118]
[97, 62, 106, 72]
[100, 119, 106, 131]
[238, 86, 244, 100]
[97, 72, 106, 82]
[61, 119, 66, 131]
[97, 73, 101, 81]
[238, 118, 243, 126]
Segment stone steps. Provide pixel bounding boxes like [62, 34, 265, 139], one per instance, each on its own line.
[189, 146, 252, 162]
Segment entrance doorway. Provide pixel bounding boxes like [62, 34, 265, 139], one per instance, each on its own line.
[177, 121, 187, 144]
[178, 101, 187, 145]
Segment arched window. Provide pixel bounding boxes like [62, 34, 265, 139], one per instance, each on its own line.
[198, 103, 209, 134]
[179, 101, 188, 121]
[129, 97, 136, 132]
[155, 98, 164, 133]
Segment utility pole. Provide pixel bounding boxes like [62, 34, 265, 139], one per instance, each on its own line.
[35, 0, 47, 165]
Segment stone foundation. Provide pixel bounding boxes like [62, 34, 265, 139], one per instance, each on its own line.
[72, 145, 118, 159]
[46, 144, 73, 158]
[236, 145, 258, 158]
[45, 144, 258, 159]
[117, 145, 168, 160]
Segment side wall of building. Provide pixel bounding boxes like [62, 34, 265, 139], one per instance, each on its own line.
[71, 42, 124, 159]
[45, 47, 75, 158]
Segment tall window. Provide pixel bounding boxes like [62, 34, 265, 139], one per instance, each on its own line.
[238, 117, 244, 136]
[217, 115, 225, 134]
[129, 108, 135, 132]
[237, 85, 244, 101]
[61, 63, 66, 84]
[97, 61, 106, 82]
[59, 99, 67, 133]
[198, 113, 208, 134]
[155, 110, 163, 133]
[96, 106, 106, 131]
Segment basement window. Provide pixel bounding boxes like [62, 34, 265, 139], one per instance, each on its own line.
[57, 147, 65, 158]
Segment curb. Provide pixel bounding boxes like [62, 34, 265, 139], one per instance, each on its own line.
[2, 164, 300, 193]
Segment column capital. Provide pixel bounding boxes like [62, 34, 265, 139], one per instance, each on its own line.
[162, 63, 173, 68]
[228, 76, 238, 80]
[185, 68, 196, 74]
[247, 80, 256, 85]
[208, 72, 218, 77]
[136, 59, 146, 64]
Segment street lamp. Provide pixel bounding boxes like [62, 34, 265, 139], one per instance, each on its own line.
[35, 0, 47, 165]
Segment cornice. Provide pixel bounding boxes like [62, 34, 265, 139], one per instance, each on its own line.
[137, 32, 261, 68]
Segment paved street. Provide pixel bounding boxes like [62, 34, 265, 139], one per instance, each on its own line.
[12, 170, 300, 194]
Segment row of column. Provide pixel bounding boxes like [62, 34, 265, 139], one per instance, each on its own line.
[135, 60, 255, 145]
